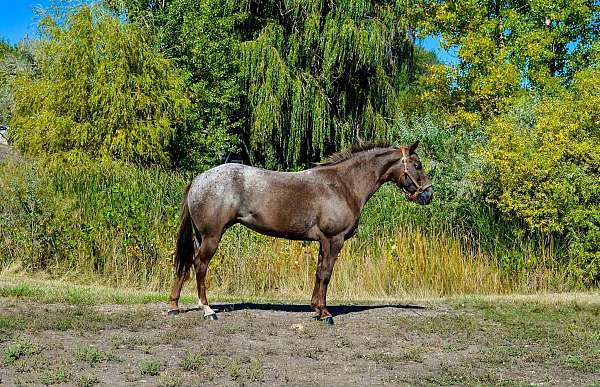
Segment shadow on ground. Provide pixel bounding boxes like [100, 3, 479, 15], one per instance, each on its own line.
[176, 302, 425, 317]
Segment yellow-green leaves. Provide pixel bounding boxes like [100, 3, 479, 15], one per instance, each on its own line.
[11, 5, 188, 167]
[481, 68, 600, 283]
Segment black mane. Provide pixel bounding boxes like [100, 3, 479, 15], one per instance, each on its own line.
[316, 142, 394, 166]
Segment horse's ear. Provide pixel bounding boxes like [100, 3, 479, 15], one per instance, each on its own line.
[409, 140, 419, 155]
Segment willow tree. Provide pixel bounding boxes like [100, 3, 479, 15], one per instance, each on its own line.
[242, 0, 429, 168]
[111, 0, 432, 169]
[11, 5, 188, 166]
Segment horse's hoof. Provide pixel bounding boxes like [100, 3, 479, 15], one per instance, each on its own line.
[204, 313, 218, 321]
[167, 309, 180, 316]
[322, 316, 334, 326]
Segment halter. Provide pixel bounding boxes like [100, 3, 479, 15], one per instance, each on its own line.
[400, 148, 432, 201]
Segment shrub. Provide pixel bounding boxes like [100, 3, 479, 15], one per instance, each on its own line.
[481, 67, 600, 284]
[10, 5, 188, 167]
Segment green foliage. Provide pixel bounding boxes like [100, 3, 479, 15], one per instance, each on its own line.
[481, 66, 600, 284]
[140, 359, 162, 375]
[0, 154, 185, 288]
[75, 346, 114, 364]
[422, 0, 599, 121]
[77, 373, 100, 387]
[10, 4, 188, 166]
[153, 0, 245, 171]
[4, 337, 40, 363]
[241, 0, 431, 168]
[40, 368, 69, 385]
[0, 42, 34, 128]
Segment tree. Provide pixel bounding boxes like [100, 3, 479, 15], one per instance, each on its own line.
[153, 0, 245, 171]
[422, 0, 599, 122]
[241, 0, 433, 168]
[11, 5, 188, 166]
[480, 56, 600, 284]
[111, 0, 435, 170]
[0, 41, 34, 128]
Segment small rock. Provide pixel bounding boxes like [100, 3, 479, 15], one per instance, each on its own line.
[290, 323, 304, 332]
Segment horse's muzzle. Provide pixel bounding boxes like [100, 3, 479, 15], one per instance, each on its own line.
[417, 189, 433, 205]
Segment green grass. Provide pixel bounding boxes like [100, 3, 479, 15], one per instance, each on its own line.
[77, 373, 99, 387]
[0, 157, 580, 300]
[75, 346, 114, 365]
[40, 368, 69, 385]
[4, 337, 40, 363]
[179, 352, 205, 371]
[140, 359, 162, 376]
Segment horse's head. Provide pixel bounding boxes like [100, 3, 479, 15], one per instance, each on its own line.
[387, 141, 433, 205]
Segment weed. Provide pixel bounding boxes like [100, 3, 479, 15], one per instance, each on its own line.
[564, 354, 600, 373]
[40, 368, 69, 385]
[402, 346, 424, 362]
[77, 373, 99, 387]
[4, 337, 39, 364]
[140, 359, 162, 376]
[158, 373, 182, 387]
[75, 346, 113, 365]
[110, 334, 148, 349]
[228, 358, 242, 380]
[179, 352, 205, 371]
[247, 358, 264, 381]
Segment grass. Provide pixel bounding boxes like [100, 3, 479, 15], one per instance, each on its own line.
[77, 373, 99, 387]
[179, 352, 205, 372]
[0, 157, 577, 301]
[4, 337, 40, 363]
[40, 368, 69, 385]
[75, 346, 114, 365]
[140, 359, 162, 376]
[247, 358, 264, 382]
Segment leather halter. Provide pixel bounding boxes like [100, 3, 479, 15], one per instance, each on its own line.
[400, 148, 432, 201]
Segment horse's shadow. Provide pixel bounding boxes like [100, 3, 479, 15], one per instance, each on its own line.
[177, 302, 424, 318]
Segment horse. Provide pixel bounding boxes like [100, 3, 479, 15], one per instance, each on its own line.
[168, 141, 433, 325]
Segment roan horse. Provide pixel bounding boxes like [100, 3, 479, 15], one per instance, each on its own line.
[168, 142, 432, 325]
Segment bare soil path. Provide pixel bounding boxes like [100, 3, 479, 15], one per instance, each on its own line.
[1, 291, 599, 386]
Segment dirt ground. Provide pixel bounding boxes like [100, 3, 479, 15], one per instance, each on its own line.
[0, 144, 20, 162]
[0, 295, 599, 386]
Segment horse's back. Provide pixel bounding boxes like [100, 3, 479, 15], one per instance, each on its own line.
[186, 163, 341, 239]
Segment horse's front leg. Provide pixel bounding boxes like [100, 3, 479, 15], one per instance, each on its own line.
[311, 236, 344, 325]
[311, 239, 328, 320]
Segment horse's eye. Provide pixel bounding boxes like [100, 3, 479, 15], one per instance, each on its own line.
[415, 163, 422, 170]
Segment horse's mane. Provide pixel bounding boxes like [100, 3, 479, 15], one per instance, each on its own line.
[316, 142, 394, 166]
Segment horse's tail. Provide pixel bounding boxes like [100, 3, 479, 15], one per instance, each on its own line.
[174, 182, 195, 281]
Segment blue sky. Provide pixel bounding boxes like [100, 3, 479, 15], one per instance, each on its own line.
[0, 1, 457, 64]
[0, 1, 51, 44]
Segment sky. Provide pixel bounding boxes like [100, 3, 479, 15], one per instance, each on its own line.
[0, 1, 51, 45]
[0, 1, 457, 64]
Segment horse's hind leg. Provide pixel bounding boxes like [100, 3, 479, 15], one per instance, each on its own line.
[169, 275, 187, 314]
[311, 236, 344, 325]
[194, 233, 221, 320]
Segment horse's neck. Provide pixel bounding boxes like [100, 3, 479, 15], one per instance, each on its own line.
[336, 150, 399, 211]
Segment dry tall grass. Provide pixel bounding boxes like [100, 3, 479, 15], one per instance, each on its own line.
[0, 157, 570, 300]
[205, 225, 563, 301]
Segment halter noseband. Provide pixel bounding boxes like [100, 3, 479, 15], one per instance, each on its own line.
[400, 148, 432, 201]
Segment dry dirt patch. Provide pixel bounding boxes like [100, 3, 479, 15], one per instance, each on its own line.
[1, 297, 599, 386]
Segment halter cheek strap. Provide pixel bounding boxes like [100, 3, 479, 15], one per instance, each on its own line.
[400, 148, 432, 201]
